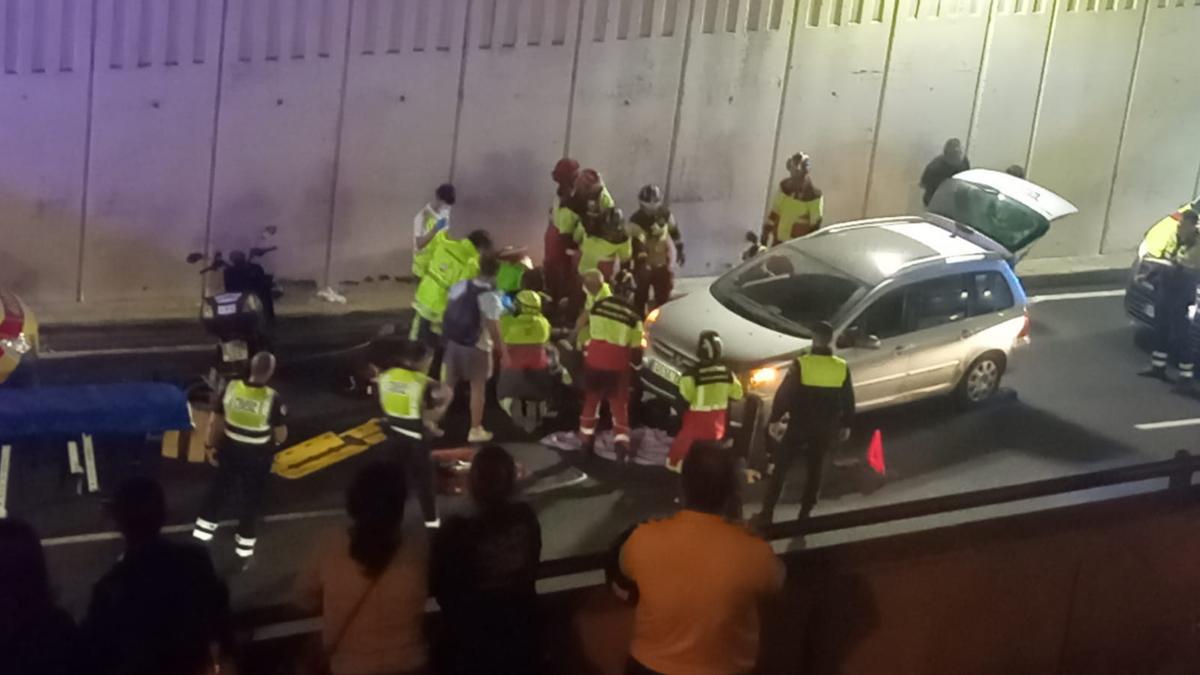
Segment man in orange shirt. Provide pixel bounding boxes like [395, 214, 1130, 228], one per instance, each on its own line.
[617, 442, 785, 675]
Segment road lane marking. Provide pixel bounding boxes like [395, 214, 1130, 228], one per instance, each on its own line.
[1028, 289, 1125, 304]
[1134, 418, 1200, 431]
[40, 344, 211, 360]
[40, 507, 344, 548]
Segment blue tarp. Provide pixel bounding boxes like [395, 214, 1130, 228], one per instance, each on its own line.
[0, 383, 191, 438]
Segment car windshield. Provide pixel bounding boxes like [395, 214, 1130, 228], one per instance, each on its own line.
[711, 246, 865, 338]
[928, 178, 1050, 253]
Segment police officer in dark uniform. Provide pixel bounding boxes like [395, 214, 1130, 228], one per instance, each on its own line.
[753, 321, 854, 529]
[1140, 210, 1200, 390]
[192, 352, 287, 562]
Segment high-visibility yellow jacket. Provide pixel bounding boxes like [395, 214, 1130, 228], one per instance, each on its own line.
[679, 363, 744, 412]
[413, 237, 480, 324]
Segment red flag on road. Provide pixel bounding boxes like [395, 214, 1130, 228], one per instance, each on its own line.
[866, 429, 886, 475]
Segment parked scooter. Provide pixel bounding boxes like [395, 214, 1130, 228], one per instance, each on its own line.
[186, 227, 280, 392]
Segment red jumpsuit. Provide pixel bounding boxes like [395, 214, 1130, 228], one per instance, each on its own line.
[579, 297, 643, 448]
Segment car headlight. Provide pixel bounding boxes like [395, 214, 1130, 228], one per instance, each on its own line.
[748, 365, 781, 390]
[0, 332, 31, 355]
[642, 307, 660, 350]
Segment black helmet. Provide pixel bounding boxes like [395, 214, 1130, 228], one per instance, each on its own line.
[638, 184, 663, 208]
[698, 331, 723, 363]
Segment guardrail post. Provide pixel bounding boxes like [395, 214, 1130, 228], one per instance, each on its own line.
[1168, 450, 1193, 495]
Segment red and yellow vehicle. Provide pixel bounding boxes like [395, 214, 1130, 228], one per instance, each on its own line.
[0, 290, 39, 385]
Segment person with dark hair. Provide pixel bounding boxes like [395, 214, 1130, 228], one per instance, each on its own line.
[1005, 164, 1026, 179]
[616, 443, 784, 675]
[296, 462, 430, 675]
[193, 350, 288, 561]
[443, 252, 510, 444]
[412, 182, 457, 279]
[0, 519, 83, 675]
[86, 478, 231, 675]
[411, 228, 495, 349]
[755, 320, 854, 528]
[378, 339, 453, 528]
[433, 446, 543, 675]
[920, 138, 970, 206]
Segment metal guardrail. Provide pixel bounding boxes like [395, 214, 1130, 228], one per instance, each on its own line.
[237, 450, 1200, 633]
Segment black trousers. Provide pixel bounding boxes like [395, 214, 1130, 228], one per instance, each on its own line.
[760, 431, 836, 522]
[383, 428, 438, 523]
[198, 438, 274, 539]
[1151, 284, 1193, 371]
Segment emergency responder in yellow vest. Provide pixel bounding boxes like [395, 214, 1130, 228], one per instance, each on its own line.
[410, 229, 494, 347]
[412, 183, 457, 279]
[666, 331, 744, 473]
[763, 152, 824, 246]
[193, 352, 288, 561]
[378, 339, 452, 527]
[754, 322, 854, 528]
[1140, 210, 1200, 389]
[579, 270, 643, 465]
[497, 290, 559, 431]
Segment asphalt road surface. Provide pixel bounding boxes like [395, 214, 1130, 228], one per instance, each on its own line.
[10, 282, 1197, 617]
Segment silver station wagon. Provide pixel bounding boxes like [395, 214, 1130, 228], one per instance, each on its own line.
[641, 170, 1077, 454]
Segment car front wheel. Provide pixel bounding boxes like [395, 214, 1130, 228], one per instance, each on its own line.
[956, 354, 1004, 409]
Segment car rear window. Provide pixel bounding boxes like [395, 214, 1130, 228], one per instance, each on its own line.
[928, 179, 1049, 253]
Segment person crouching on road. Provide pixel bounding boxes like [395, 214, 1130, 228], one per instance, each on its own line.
[442, 254, 510, 444]
[763, 152, 823, 247]
[579, 270, 644, 465]
[497, 290, 560, 432]
[378, 340, 453, 529]
[666, 331, 744, 473]
[193, 352, 288, 562]
[753, 321, 854, 529]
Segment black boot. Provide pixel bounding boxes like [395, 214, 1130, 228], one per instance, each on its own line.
[1139, 366, 1169, 381]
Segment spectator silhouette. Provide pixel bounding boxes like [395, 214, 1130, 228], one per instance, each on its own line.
[615, 442, 784, 675]
[920, 138, 971, 206]
[296, 462, 430, 675]
[0, 519, 83, 675]
[84, 477, 231, 675]
[433, 445, 544, 675]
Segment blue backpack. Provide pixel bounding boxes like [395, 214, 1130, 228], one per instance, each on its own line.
[443, 281, 487, 346]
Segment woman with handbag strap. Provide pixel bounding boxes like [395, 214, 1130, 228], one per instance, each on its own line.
[295, 463, 430, 675]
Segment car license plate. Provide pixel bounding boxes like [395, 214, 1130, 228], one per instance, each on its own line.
[648, 357, 681, 385]
[221, 340, 249, 362]
[217, 303, 237, 316]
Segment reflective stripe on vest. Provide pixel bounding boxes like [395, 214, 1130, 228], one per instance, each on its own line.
[797, 353, 848, 388]
[378, 368, 428, 427]
[588, 297, 641, 348]
[680, 364, 742, 412]
[223, 381, 276, 444]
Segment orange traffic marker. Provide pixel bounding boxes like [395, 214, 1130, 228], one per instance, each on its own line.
[866, 429, 886, 476]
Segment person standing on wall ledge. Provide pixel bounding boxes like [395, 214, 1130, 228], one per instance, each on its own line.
[763, 152, 823, 247]
[754, 321, 853, 530]
[920, 138, 970, 206]
[545, 159, 581, 309]
[193, 352, 288, 564]
[629, 184, 683, 315]
[412, 183, 457, 280]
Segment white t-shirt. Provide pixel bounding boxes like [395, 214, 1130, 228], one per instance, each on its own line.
[447, 278, 504, 352]
[412, 203, 451, 250]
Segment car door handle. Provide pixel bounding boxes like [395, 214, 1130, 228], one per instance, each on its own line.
[894, 344, 914, 354]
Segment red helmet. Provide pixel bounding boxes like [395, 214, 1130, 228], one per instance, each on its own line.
[575, 168, 602, 195]
[552, 158, 580, 187]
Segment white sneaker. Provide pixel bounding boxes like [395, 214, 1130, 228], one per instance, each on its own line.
[468, 427, 493, 443]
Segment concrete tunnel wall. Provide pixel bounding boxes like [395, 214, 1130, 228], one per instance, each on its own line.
[1, 0, 1199, 306]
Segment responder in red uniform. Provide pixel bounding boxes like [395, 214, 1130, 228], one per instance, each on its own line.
[666, 331, 743, 472]
[763, 152, 823, 247]
[545, 159, 581, 308]
[629, 184, 683, 315]
[578, 270, 643, 465]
